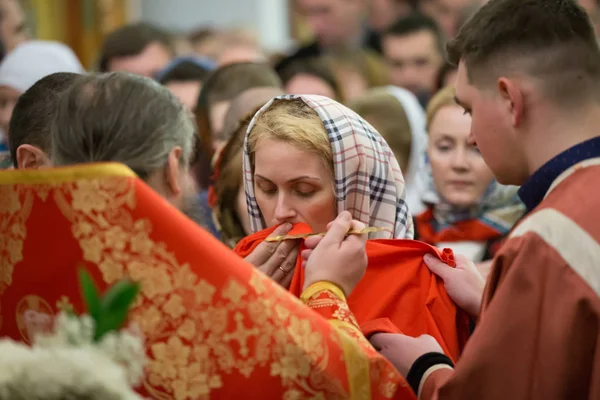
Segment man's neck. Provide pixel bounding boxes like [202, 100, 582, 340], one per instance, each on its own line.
[524, 104, 600, 175]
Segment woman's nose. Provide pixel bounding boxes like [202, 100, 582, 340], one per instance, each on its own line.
[450, 147, 470, 171]
[274, 193, 296, 222]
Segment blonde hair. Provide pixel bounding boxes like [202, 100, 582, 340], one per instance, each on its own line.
[247, 99, 333, 178]
[426, 85, 457, 129]
[348, 89, 412, 171]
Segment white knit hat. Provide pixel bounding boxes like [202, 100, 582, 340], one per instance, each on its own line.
[0, 40, 84, 93]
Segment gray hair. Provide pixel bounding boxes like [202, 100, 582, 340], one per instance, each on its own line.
[51, 72, 195, 180]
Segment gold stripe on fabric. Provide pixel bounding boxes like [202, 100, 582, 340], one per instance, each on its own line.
[331, 320, 372, 400]
[300, 281, 347, 303]
[0, 163, 136, 185]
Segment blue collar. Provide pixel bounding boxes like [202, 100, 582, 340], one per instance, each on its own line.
[518, 136, 600, 211]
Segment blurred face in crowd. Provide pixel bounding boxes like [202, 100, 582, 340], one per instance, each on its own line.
[0, 0, 28, 52]
[421, 0, 475, 38]
[285, 73, 337, 99]
[107, 42, 172, 77]
[427, 104, 494, 208]
[253, 139, 337, 233]
[369, 0, 413, 32]
[297, 0, 364, 47]
[216, 45, 267, 67]
[165, 81, 202, 112]
[383, 29, 443, 96]
[0, 85, 20, 136]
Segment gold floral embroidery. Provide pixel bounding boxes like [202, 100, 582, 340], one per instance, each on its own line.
[0, 186, 31, 295]
[41, 176, 350, 400]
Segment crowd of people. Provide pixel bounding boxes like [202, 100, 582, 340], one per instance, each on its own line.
[0, 0, 600, 398]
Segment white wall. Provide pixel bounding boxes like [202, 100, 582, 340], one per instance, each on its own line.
[139, 0, 292, 52]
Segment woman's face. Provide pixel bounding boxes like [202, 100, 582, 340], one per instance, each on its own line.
[253, 138, 337, 233]
[428, 105, 494, 208]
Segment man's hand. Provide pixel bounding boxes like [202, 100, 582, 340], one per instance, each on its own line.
[301, 211, 368, 296]
[245, 223, 299, 289]
[370, 333, 444, 376]
[425, 253, 485, 317]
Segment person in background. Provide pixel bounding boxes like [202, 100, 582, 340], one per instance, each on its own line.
[419, 0, 482, 39]
[8, 72, 80, 169]
[367, 0, 418, 51]
[323, 48, 389, 101]
[98, 22, 174, 78]
[195, 62, 282, 160]
[414, 86, 524, 270]
[348, 85, 428, 215]
[382, 13, 445, 107]
[0, 41, 84, 169]
[210, 87, 285, 247]
[275, 0, 371, 72]
[279, 57, 343, 101]
[0, 0, 28, 55]
[371, 1, 600, 398]
[156, 56, 215, 112]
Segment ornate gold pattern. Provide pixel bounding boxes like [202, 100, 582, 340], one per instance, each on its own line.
[0, 186, 32, 295]
[41, 176, 351, 399]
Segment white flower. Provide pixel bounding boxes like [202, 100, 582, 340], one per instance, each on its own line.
[0, 340, 143, 400]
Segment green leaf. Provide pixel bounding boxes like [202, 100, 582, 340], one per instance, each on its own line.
[94, 280, 140, 341]
[78, 269, 101, 321]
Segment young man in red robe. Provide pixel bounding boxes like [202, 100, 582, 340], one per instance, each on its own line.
[368, 0, 600, 398]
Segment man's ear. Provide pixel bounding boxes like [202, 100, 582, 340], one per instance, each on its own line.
[164, 146, 183, 197]
[16, 144, 50, 169]
[497, 77, 524, 128]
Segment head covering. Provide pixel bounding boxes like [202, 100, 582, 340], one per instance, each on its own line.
[419, 155, 525, 234]
[243, 94, 414, 239]
[385, 86, 428, 216]
[211, 87, 285, 247]
[0, 41, 84, 93]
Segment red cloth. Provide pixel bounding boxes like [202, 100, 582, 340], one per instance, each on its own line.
[234, 224, 471, 361]
[415, 208, 503, 244]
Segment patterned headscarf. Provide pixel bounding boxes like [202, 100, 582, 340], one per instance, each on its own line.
[420, 154, 526, 234]
[243, 94, 414, 239]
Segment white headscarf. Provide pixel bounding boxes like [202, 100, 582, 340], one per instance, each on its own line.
[0, 40, 84, 93]
[385, 86, 429, 216]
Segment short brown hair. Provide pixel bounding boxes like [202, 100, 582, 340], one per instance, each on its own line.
[98, 23, 174, 72]
[51, 72, 195, 180]
[447, 0, 600, 105]
[9, 72, 80, 168]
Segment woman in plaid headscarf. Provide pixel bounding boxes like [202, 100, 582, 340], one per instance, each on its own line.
[237, 94, 414, 286]
[244, 94, 414, 240]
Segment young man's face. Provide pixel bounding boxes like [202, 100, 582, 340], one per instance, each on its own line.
[297, 0, 363, 47]
[383, 29, 443, 96]
[454, 61, 526, 186]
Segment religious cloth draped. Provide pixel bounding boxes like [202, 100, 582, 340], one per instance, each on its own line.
[0, 163, 416, 400]
[234, 225, 471, 362]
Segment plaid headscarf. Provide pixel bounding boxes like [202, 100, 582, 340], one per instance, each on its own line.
[243, 94, 414, 239]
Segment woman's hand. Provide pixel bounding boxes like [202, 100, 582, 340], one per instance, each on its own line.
[301, 211, 368, 297]
[245, 223, 299, 289]
[424, 253, 485, 317]
[370, 333, 444, 377]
